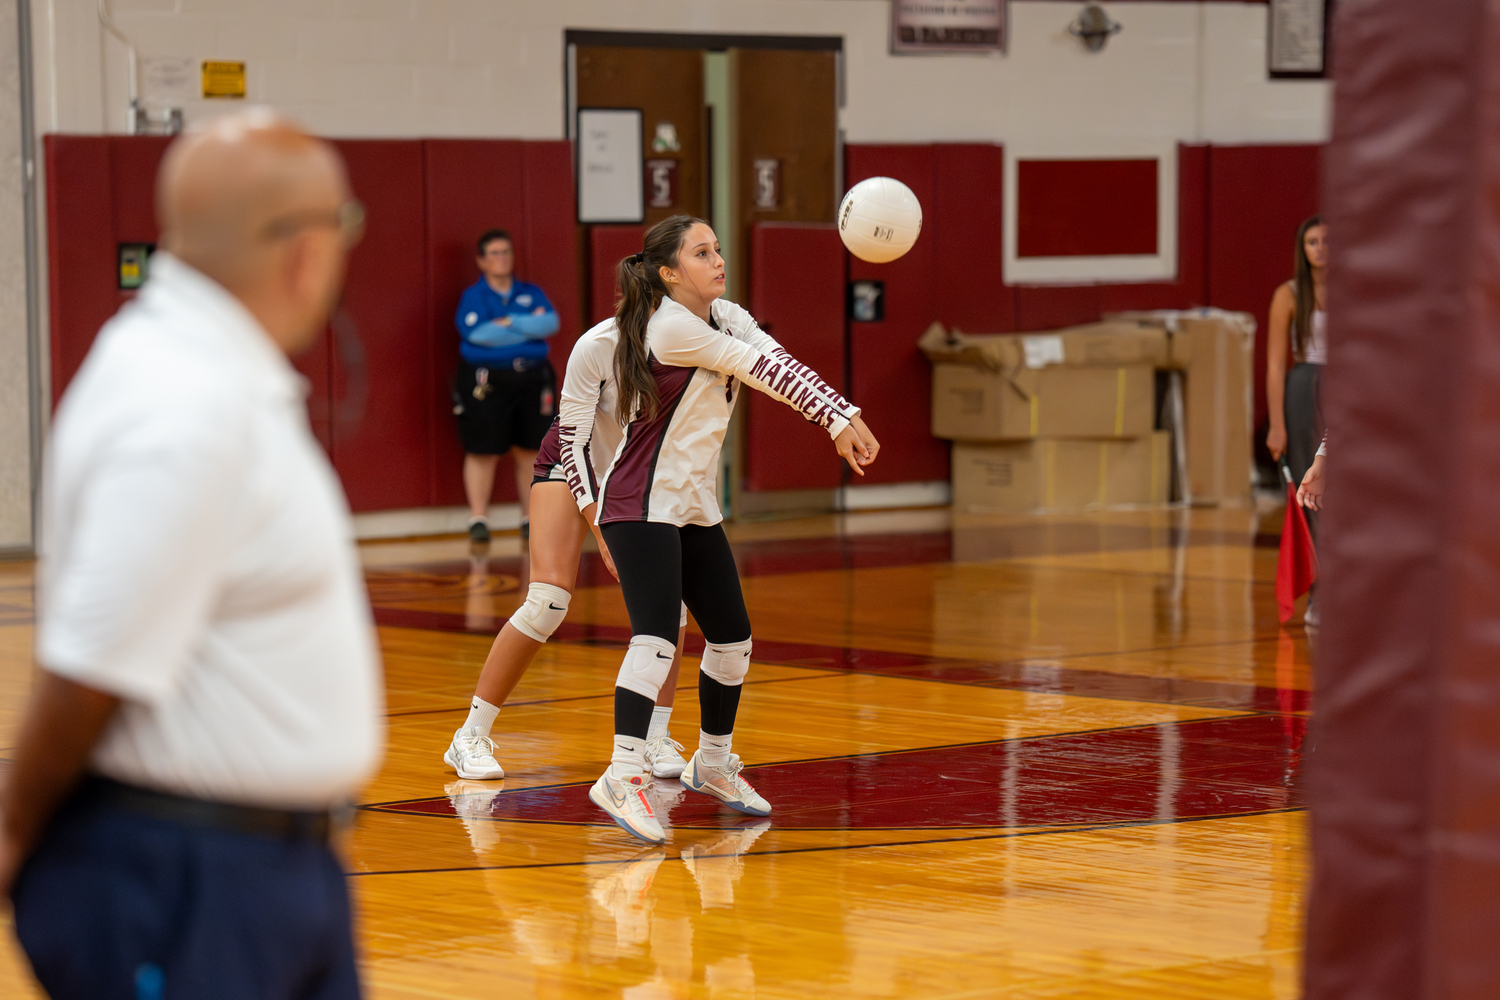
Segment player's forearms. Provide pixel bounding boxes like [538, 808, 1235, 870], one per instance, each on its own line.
[1, 672, 118, 855]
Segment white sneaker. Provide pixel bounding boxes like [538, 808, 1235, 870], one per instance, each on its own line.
[589, 770, 666, 844]
[646, 733, 687, 778]
[679, 751, 771, 816]
[444, 727, 505, 780]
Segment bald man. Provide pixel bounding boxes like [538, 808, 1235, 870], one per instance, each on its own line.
[0, 110, 383, 1000]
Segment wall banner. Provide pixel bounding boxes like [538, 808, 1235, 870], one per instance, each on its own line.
[891, 0, 1007, 55]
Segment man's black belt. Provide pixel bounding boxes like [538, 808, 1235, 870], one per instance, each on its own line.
[84, 775, 348, 844]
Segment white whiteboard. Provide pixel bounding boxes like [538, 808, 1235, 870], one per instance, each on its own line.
[577, 108, 643, 224]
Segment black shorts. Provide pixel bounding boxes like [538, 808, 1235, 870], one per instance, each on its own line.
[453, 360, 555, 455]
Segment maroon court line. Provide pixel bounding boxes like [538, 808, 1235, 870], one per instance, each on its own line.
[370, 607, 1311, 715]
[370, 714, 1308, 832]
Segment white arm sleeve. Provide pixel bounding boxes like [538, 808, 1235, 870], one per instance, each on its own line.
[713, 299, 855, 418]
[651, 304, 860, 439]
[557, 335, 612, 511]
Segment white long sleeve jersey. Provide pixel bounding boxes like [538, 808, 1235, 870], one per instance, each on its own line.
[552, 319, 624, 511]
[596, 295, 858, 527]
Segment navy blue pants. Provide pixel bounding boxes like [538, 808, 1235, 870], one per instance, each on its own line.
[12, 786, 361, 1000]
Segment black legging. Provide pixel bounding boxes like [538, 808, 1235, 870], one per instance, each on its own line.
[601, 521, 752, 739]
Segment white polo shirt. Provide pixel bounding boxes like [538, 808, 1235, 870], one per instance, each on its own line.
[36, 253, 385, 809]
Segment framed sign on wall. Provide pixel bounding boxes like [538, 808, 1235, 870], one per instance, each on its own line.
[1268, 0, 1332, 78]
[577, 107, 644, 224]
[891, 0, 1007, 55]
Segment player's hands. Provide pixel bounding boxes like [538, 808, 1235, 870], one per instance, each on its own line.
[834, 423, 873, 476]
[1297, 453, 1326, 511]
[1266, 424, 1287, 461]
[849, 415, 880, 468]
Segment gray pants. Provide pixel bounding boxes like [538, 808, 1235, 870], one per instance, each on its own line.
[1285, 361, 1324, 535]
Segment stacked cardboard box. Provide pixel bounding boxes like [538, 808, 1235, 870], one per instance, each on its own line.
[921, 311, 1253, 513]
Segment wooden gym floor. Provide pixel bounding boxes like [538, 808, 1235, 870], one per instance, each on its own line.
[0, 505, 1310, 999]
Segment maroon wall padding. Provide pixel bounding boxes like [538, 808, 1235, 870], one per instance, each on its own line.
[420, 139, 580, 508]
[45, 136, 168, 406]
[744, 223, 847, 492]
[1303, 0, 1498, 996]
[845, 144, 947, 485]
[330, 140, 431, 511]
[933, 143, 1011, 333]
[46, 135, 580, 515]
[1016, 159, 1159, 257]
[1206, 144, 1323, 430]
[424, 139, 528, 507]
[589, 225, 646, 325]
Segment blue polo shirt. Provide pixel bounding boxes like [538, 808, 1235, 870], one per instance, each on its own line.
[455, 278, 556, 367]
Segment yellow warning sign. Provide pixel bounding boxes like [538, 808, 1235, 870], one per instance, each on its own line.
[201, 61, 246, 99]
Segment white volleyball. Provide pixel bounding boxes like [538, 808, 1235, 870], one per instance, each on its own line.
[837, 176, 923, 263]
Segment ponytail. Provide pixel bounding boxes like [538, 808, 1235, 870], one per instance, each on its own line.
[613, 214, 708, 422]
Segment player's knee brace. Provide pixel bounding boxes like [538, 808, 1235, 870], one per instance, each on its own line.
[616, 635, 677, 700]
[508, 583, 571, 643]
[700, 638, 752, 687]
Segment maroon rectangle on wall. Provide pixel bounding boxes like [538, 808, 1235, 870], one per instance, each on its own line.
[1016, 159, 1158, 258]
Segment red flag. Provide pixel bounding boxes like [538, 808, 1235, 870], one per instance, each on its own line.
[1276, 480, 1319, 623]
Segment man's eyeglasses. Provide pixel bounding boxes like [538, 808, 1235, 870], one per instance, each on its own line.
[261, 199, 366, 248]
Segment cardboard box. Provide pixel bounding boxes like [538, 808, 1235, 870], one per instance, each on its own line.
[952, 432, 1171, 513]
[1105, 310, 1255, 505]
[919, 320, 1174, 372]
[931, 362, 1155, 441]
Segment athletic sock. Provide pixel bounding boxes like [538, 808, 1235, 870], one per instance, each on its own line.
[459, 696, 500, 739]
[648, 705, 673, 740]
[699, 730, 733, 768]
[609, 734, 649, 780]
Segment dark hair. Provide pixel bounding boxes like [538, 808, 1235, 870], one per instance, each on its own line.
[1291, 215, 1323, 359]
[613, 214, 708, 422]
[477, 229, 512, 256]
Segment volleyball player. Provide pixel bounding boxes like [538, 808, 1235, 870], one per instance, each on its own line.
[443, 318, 689, 781]
[587, 215, 879, 844]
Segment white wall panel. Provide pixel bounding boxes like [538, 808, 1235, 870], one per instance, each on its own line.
[32, 1, 1329, 145]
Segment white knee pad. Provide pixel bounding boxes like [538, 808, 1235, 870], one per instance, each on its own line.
[700, 638, 752, 687]
[680, 602, 688, 629]
[616, 635, 676, 700]
[509, 583, 571, 643]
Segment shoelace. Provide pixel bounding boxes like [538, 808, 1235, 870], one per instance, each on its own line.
[710, 757, 751, 788]
[456, 732, 497, 759]
[646, 734, 684, 758]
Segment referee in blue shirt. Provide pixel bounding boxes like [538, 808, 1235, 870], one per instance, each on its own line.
[453, 229, 559, 541]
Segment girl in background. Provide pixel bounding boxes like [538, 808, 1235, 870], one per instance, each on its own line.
[1266, 215, 1328, 497]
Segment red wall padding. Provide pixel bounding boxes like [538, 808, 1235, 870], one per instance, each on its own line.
[45, 135, 579, 514]
[1205, 145, 1323, 429]
[845, 144, 948, 485]
[1017, 159, 1159, 257]
[329, 140, 431, 511]
[745, 223, 847, 492]
[589, 226, 646, 325]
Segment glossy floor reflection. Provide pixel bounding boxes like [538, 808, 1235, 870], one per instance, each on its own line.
[0, 505, 1311, 999]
